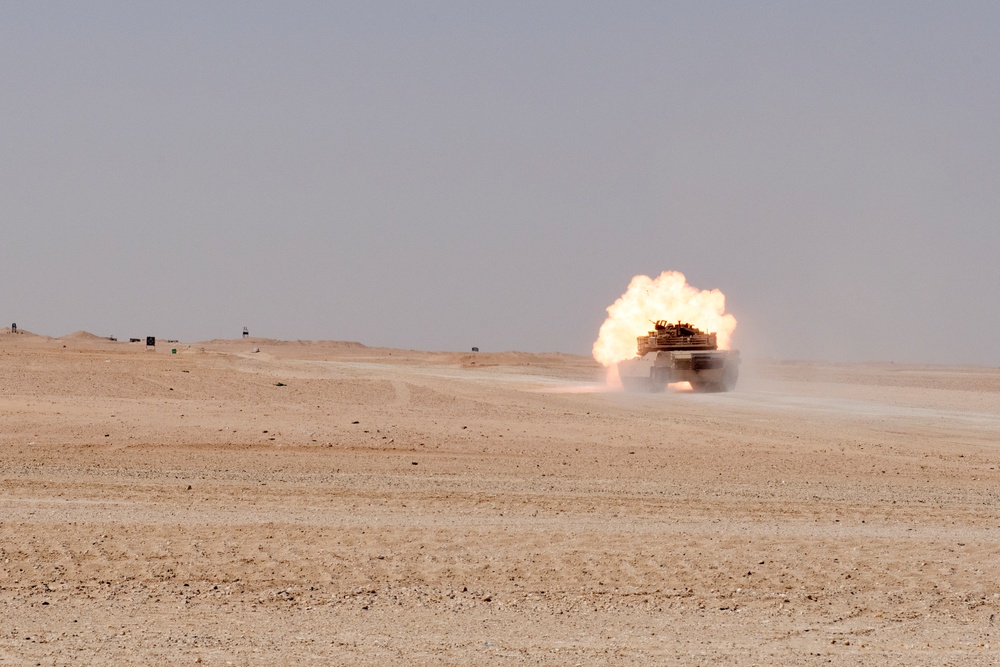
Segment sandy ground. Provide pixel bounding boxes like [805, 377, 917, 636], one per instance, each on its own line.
[2, 329, 1000, 665]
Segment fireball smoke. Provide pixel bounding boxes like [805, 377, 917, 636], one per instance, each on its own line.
[592, 271, 737, 371]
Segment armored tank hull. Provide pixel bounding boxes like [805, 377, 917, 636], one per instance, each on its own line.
[617, 321, 739, 393]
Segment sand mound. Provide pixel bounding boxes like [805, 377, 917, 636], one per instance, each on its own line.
[59, 330, 109, 341]
[199, 338, 367, 348]
[1, 327, 46, 338]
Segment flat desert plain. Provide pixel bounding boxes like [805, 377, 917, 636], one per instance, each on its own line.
[2, 329, 1000, 665]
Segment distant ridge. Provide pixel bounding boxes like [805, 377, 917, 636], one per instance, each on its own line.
[59, 331, 109, 341]
[1, 327, 47, 338]
[198, 337, 367, 348]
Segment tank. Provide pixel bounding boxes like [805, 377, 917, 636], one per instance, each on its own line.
[617, 320, 739, 392]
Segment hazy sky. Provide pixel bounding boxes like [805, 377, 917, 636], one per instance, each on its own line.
[3, 2, 998, 364]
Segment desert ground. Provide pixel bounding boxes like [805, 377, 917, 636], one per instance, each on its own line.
[1, 328, 999, 665]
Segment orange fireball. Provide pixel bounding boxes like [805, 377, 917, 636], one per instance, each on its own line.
[593, 271, 737, 370]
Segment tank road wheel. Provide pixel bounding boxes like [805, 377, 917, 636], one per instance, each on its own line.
[691, 364, 739, 393]
[690, 378, 723, 393]
[649, 367, 670, 393]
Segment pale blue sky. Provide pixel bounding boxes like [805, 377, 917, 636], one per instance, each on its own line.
[2, 2, 998, 363]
